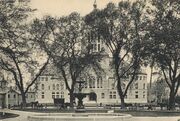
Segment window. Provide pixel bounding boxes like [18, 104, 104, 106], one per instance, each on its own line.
[56, 92, 59, 98]
[45, 77, 48, 81]
[143, 91, 145, 98]
[143, 83, 146, 89]
[56, 84, 59, 90]
[135, 95, 138, 98]
[42, 92, 44, 99]
[135, 76, 138, 80]
[135, 83, 138, 89]
[61, 83, 64, 90]
[135, 91, 138, 99]
[109, 91, 112, 99]
[8, 94, 10, 98]
[89, 77, 95, 88]
[100, 79, 103, 88]
[48, 86, 50, 90]
[14, 94, 16, 98]
[97, 79, 100, 88]
[53, 84, 55, 90]
[41, 84, 44, 90]
[52, 92, 55, 98]
[31, 95, 33, 98]
[60, 92, 64, 98]
[113, 91, 116, 99]
[97, 77, 102, 88]
[41, 77, 44, 81]
[101, 93, 105, 99]
[143, 76, 147, 80]
[139, 76, 142, 80]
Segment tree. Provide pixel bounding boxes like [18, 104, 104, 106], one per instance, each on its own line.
[150, 79, 167, 104]
[0, 1, 49, 107]
[32, 13, 103, 108]
[85, 1, 148, 109]
[146, 0, 180, 110]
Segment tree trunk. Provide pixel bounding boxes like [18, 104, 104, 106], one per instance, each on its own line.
[117, 79, 125, 109]
[120, 95, 125, 109]
[21, 92, 27, 109]
[168, 89, 176, 110]
[69, 91, 74, 108]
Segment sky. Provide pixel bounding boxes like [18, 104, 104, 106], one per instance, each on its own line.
[30, 0, 121, 18]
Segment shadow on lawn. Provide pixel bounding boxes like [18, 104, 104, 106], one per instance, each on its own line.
[0, 112, 19, 119]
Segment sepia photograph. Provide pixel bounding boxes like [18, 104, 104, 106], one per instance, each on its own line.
[0, 0, 180, 121]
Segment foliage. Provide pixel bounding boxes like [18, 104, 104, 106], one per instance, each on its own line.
[146, 0, 180, 110]
[0, 1, 49, 106]
[85, 0, 149, 108]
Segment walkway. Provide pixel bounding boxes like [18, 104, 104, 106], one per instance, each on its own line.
[1, 109, 180, 121]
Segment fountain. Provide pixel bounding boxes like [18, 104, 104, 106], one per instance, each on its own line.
[73, 80, 89, 112]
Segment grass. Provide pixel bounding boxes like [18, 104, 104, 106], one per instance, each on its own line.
[115, 110, 180, 117]
[13, 107, 180, 117]
[0, 112, 19, 119]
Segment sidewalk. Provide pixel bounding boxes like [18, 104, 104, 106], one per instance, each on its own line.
[1, 109, 180, 121]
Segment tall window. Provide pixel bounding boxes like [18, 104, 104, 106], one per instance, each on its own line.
[56, 84, 59, 90]
[61, 83, 64, 90]
[101, 93, 105, 99]
[97, 77, 102, 88]
[52, 92, 55, 98]
[56, 92, 59, 98]
[45, 77, 48, 81]
[53, 84, 55, 90]
[143, 76, 147, 80]
[89, 77, 95, 88]
[113, 91, 116, 99]
[109, 91, 112, 99]
[143, 83, 146, 89]
[135, 91, 138, 98]
[135, 83, 138, 89]
[143, 91, 146, 98]
[41, 92, 44, 99]
[139, 76, 142, 80]
[41, 77, 44, 81]
[97, 79, 100, 88]
[61, 92, 64, 98]
[41, 84, 44, 90]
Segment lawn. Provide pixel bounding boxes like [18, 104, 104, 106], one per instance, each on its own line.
[115, 110, 180, 117]
[0, 112, 19, 119]
[13, 107, 180, 117]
